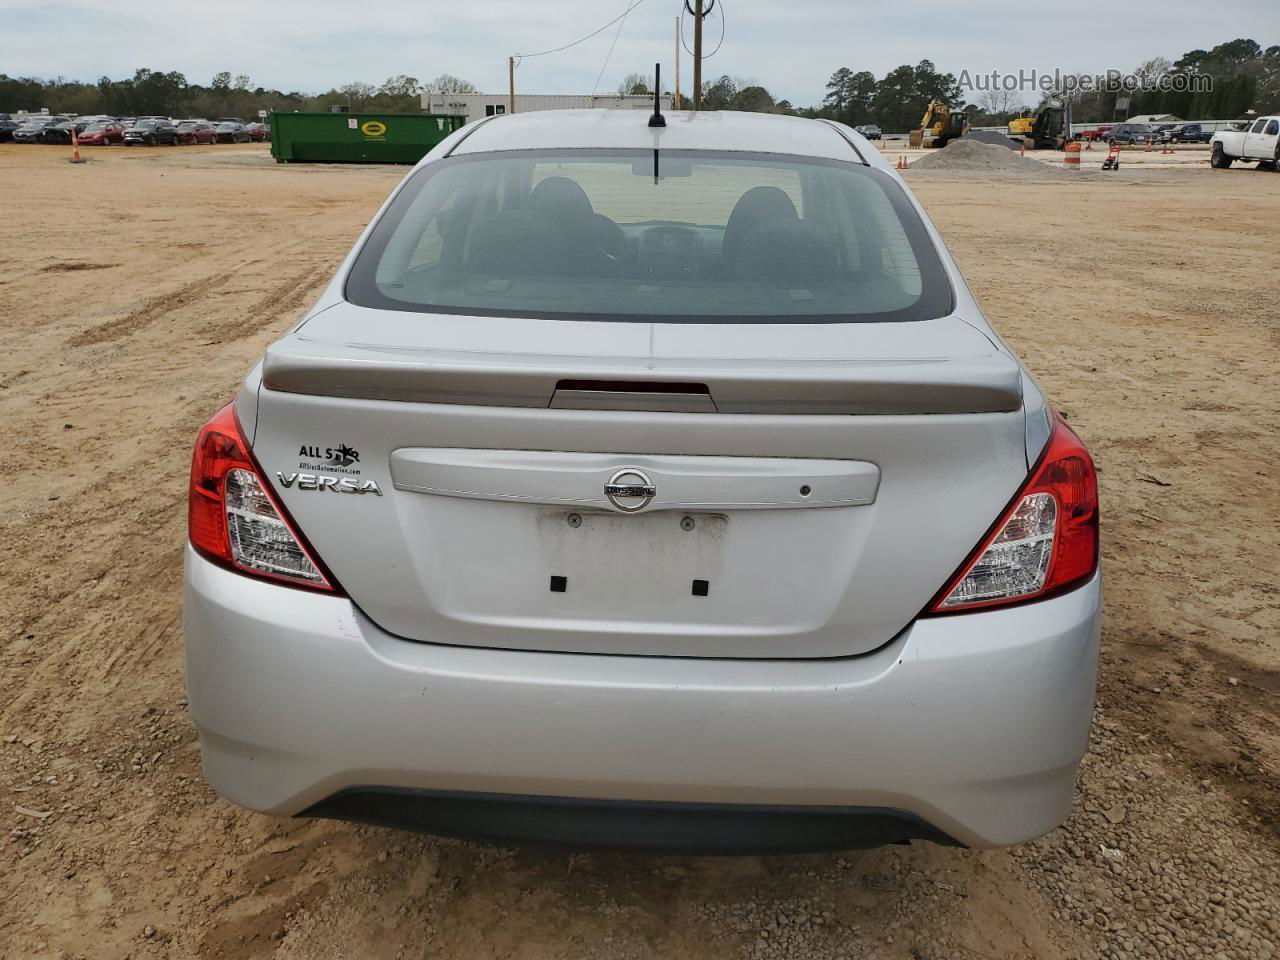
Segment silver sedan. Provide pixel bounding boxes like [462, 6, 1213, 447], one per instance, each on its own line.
[184, 107, 1101, 853]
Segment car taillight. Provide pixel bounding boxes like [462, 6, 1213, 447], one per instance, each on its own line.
[926, 416, 1098, 614]
[188, 402, 339, 592]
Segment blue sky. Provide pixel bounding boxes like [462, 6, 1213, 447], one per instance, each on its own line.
[0, 0, 1274, 105]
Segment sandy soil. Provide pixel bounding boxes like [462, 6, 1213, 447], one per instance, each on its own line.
[1, 141, 1277, 960]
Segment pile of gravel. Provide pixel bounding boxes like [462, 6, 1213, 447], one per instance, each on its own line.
[964, 130, 1023, 151]
[909, 137, 1066, 176]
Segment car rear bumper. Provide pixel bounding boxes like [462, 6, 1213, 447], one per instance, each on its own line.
[302, 788, 960, 854]
[184, 546, 1101, 850]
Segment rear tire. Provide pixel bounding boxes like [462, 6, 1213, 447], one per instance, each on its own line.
[1210, 144, 1233, 169]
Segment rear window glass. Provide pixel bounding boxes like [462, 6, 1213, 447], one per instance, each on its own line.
[346, 149, 952, 323]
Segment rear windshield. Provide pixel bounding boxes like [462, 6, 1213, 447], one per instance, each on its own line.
[346, 149, 952, 323]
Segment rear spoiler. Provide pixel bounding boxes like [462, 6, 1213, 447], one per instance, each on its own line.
[261, 340, 1023, 416]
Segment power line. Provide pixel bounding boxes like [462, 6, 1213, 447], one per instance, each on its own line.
[706, 0, 725, 59]
[591, 1, 634, 98]
[679, 0, 724, 59]
[514, 0, 651, 63]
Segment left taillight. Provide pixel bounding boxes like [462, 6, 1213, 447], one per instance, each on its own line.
[188, 402, 339, 593]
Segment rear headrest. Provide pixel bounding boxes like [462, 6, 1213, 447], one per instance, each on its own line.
[734, 220, 838, 284]
[723, 186, 799, 266]
[530, 177, 595, 221]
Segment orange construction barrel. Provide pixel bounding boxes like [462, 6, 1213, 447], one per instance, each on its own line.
[1064, 141, 1082, 169]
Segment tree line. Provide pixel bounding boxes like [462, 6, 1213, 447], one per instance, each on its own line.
[813, 39, 1278, 128]
[1079, 40, 1278, 123]
[631, 39, 1277, 129]
[0, 70, 476, 119]
[3, 39, 1275, 127]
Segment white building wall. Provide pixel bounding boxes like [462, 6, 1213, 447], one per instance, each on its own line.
[422, 92, 673, 123]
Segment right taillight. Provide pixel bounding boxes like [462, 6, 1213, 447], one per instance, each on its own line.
[189, 402, 339, 593]
[926, 416, 1098, 614]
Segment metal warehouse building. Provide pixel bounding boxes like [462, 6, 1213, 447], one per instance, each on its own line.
[420, 92, 674, 123]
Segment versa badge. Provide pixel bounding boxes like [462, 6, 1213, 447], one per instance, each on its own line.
[277, 472, 383, 496]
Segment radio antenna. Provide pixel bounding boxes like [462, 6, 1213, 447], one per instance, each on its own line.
[648, 62, 666, 127]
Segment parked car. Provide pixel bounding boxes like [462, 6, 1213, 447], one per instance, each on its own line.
[245, 121, 271, 142]
[854, 124, 882, 140]
[41, 117, 109, 144]
[1152, 124, 1179, 143]
[1108, 123, 1155, 144]
[123, 119, 179, 146]
[12, 116, 66, 142]
[176, 120, 218, 145]
[0, 115, 19, 142]
[1210, 115, 1280, 170]
[184, 110, 1102, 854]
[1076, 124, 1113, 142]
[1170, 123, 1210, 143]
[39, 119, 78, 144]
[214, 121, 251, 143]
[76, 121, 127, 146]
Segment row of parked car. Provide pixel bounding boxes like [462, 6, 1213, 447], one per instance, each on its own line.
[0, 114, 270, 146]
[1075, 122, 1216, 145]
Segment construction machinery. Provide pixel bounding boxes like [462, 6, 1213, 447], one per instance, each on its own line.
[910, 100, 969, 148]
[1009, 100, 1068, 150]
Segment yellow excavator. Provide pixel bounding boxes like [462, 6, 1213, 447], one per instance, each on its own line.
[1009, 100, 1068, 150]
[910, 100, 969, 148]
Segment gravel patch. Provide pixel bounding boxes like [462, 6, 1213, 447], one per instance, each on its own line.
[908, 138, 1073, 178]
[964, 130, 1023, 151]
[1013, 710, 1279, 960]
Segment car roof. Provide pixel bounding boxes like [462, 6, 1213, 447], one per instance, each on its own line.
[449, 109, 867, 164]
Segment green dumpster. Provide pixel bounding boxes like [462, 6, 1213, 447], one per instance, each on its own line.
[269, 112, 465, 164]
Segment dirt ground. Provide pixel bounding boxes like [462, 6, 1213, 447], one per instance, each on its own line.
[1, 141, 1277, 960]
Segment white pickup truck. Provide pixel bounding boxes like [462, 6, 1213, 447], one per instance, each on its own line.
[1210, 116, 1279, 170]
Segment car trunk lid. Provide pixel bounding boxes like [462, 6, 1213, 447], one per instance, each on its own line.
[249, 305, 1027, 658]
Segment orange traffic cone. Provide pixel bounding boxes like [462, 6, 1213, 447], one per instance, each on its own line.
[69, 125, 86, 164]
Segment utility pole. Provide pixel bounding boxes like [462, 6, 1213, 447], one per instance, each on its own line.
[508, 56, 515, 114]
[674, 17, 681, 109]
[692, 0, 703, 110]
